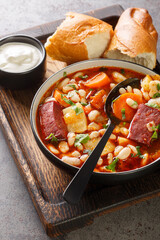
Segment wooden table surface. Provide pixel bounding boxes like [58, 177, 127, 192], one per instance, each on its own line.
[0, 1, 160, 240]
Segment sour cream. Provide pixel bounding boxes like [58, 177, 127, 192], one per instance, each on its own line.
[0, 42, 42, 73]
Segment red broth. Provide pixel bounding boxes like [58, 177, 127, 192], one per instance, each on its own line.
[36, 67, 160, 172]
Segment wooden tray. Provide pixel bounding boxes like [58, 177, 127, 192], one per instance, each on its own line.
[1, 5, 160, 237]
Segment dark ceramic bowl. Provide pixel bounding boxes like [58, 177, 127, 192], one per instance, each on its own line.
[30, 59, 160, 185]
[0, 35, 46, 89]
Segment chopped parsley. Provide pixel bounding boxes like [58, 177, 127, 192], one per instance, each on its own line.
[120, 69, 125, 74]
[131, 146, 144, 159]
[145, 103, 160, 109]
[123, 121, 127, 126]
[72, 105, 84, 115]
[83, 149, 92, 155]
[103, 123, 109, 129]
[89, 88, 93, 91]
[67, 84, 77, 90]
[79, 74, 88, 79]
[151, 131, 158, 140]
[152, 124, 160, 131]
[74, 134, 90, 147]
[61, 94, 83, 115]
[61, 94, 75, 106]
[152, 92, 160, 98]
[112, 96, 120, 103]
[63, 71, 67, 78]
[151, 124, 160, 140]
[46, 133, 58, 142]
[157, 83, 160, 91]
[80, 102, 88, 106]
[131, 100, 138, 107]
[105, 157, 119, 172]
[121, 108, 126, 120]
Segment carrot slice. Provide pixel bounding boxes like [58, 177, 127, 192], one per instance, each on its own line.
[53, 89, 70, 107]
[113, 93, 143, 122]
[85, 72, 111, 88]
[90, 90, 107, 109]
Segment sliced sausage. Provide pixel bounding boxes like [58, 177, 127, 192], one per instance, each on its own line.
[39, 100, 67, 140]
[128, 104, 160, 145]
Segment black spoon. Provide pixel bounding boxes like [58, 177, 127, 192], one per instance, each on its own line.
[63, 77, 140, 204]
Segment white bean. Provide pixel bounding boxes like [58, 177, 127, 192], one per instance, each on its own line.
[114, 146, 123, 156]
[147, 97, 160, 108]
[80, 98, 87, 104]
[71, 151, 81, 158]
[133, 88, 142, 98]
[89, 131, 99, 139]
[80, 154, 88, 162]
[110, 83, 116, 89]
[119, 88, 126, 94]
[58, 78, 70, 90]
[77, 143, 84, 151]
[48, 144, 60, 154]
[88, 110, 100, 121]
[120, 127, 129, 136]
[62, 156, 80, 166]
[97, 157, 103, 166]
[127, 144, 138, 154]
[73, 72, 83, 79]
[79, 89, 86, 98]
[67, 132, 76, 146]
[112, 71, 126, 82]
[141, 153, 149, 166]
[126, 86, 132, 93]
[58, 141, 69, 153]
[117, 147, 131, 160]
[63, 85, 74, 93]
[69, 79, 76, 83]
[99, 129, 106, 136]
[126, 98, 138, 109]
[88, 122, 100, 131]
[44, 97, 55, 103]
[107, 153, 113, 164]
[69, 90, 80, 102]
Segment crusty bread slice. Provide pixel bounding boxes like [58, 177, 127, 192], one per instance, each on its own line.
[104, 8, 158, 69]
[45, 12, 113, 64]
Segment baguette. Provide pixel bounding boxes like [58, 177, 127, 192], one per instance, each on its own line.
[45, 12, 113, 64]
[104, 8, 158, 69]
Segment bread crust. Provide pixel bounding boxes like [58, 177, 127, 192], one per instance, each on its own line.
[104, 8, 158, 68]
[45, 12, 113, 64]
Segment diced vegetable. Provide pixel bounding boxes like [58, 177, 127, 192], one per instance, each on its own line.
[113, 93, 143, 122]
[63, 103, 87, 133]
[101, 140, 115, 156]
[74, 134, 90, 147]
[54, 89, 70, 107]
[90, 90, 107, 109]
[85, 72, 111, 88]
[83, 137, 115, 157]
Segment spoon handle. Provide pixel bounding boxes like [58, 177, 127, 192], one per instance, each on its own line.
[63, 121, 115, 204]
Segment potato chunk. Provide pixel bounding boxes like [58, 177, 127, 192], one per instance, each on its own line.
[84, 137, 115, 156]
[63, 103, 87, 133]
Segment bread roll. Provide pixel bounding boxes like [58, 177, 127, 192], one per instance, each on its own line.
[45, 12, 113, 64]
[104, 8, 158, 69]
